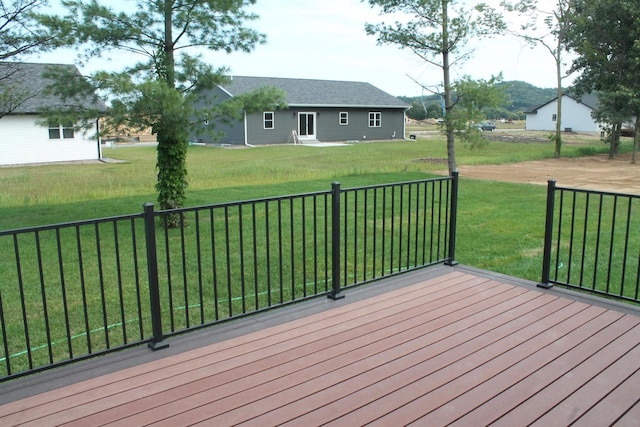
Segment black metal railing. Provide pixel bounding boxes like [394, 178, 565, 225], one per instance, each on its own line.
[0, 174, 458, 381]
[0, 213, 151, 379]
[540, 180, 640, 302]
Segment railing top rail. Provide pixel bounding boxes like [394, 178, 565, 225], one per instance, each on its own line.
[554, 185, 640, 199]
[0, 212, 144, 237]
[154, 189, 333, 216]
[341, 176, 452, 193]
[153, 176, 451, 216]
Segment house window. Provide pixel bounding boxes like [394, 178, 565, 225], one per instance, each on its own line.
[552, 114, 557, 121]
[264, 112, 274, 129]
[49, 123, 74, 139]
[369, 112, 381, 127]
[203, 113, 209, 126]
[339, 112, 348, 125]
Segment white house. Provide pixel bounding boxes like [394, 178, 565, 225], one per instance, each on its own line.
[525, 93, 603, 133]
[0, 62, 103, 166]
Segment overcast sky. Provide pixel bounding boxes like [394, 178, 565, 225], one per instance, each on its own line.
[33, 0, 570, 97]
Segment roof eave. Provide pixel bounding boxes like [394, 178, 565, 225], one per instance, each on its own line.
[288, 103, 409, 109]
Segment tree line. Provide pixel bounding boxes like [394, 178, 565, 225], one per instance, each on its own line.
[400, 80, 558, 121]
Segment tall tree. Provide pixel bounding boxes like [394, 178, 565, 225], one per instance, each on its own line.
[502, 0, 571, 159]
[1, 0, 57, 117]
[565, 0, 640, 163]
[35, 1, 284, 215]
[364, 0, 504, 174]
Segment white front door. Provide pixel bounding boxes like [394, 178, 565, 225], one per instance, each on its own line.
[298, 112, 316, 140]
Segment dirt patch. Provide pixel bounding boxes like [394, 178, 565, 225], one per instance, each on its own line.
[448, 153, 640, 194]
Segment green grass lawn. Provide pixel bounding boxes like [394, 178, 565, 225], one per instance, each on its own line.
[0, 134, 626, 283]
[1, 133, 635, 376]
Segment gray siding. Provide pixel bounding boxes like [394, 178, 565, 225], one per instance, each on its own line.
[318, 108, 405, 141]
[189, 86, 246, 144]
[246, 107, 405, 145]
[190, 78, 408, 145]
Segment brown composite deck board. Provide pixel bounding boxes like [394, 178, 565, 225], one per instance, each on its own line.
[83, 274, 498, 426]
[148, 281, 543, 426]
[0, 273, 461, 416]
[0, 271, 484, 425]
[573, 367, 640, 426]
[1, 265, 640, 426]
[264, 293, 569, 427]
[530, 341, 640, 426]
[412, 309, 631, 426]
[613, 400, 640, 426]
[107, 275, 513, 426]
[452, 318, 640, 426]
[329, 302, 602, 427]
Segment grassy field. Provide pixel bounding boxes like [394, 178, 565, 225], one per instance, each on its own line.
[1, 132, 635, 376]
[1, 132, 624, 279]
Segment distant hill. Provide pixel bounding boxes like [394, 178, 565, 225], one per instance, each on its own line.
[398, 80, 559, 119]
[498, 81, 557, 112]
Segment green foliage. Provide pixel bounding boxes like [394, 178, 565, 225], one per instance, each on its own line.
[565, 0, 640, 162]
[454, 74, 507, 121]
[33, 0, 284, 211]
[364, 0, 506, 174]
[0, 1, 62, 117]
[406, 101, 427, 120]
[0, 0, 55, 61]
[497, 80, 557, 112]
[402, 80, 553, 120]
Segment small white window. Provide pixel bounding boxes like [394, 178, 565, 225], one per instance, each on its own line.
[552, 114, 557, 122]
[339, 112, 348, 125]
[49, 123, 74, 139]
[369, 112, 381, 128]
[203, 113, 209, 126]
[264, 112, 274, 129]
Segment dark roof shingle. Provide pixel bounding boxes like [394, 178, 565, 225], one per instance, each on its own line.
[219, 76, 409, 109]
[0, 62, 103, 114]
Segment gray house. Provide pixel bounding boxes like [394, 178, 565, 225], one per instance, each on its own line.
[192, 76, 409, 145]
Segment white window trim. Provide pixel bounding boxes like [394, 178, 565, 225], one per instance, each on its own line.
[339, 112, 348, 125]
[49, 123, 75, 140]
[368, 112, 381, 128]
[263, 111, 274, 129]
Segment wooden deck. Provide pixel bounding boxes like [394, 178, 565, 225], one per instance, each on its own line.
[1, 265, 640, 426]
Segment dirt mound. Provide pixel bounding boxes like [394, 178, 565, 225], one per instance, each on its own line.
[445, 153, 640, 194]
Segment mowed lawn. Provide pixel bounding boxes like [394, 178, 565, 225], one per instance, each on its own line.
[0, 134, 623, 282]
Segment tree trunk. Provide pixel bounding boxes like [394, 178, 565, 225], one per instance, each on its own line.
[155, 0, 188, 216]
[633, 116, 640, 164]
[610, 122, 620, 159]
[554, 36, 563, 159]
[442, 1, 456, 174]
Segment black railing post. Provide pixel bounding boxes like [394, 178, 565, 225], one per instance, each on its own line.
[539, 180, 556, 289]
[328, 182, 345, 300]
[445, 171, 459, 266]
[143, 203, 169, 350]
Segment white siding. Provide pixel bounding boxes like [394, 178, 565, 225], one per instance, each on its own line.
[525, 96, 603, 132]
[0, 115, 101, 166]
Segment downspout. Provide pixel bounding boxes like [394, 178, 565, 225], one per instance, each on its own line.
[96, 118, 102, 160]
[244, 110, 256, 148]
[403, 108, 408, 140]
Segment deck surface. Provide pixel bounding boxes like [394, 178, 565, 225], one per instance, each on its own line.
[1, 266, 640, 426]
